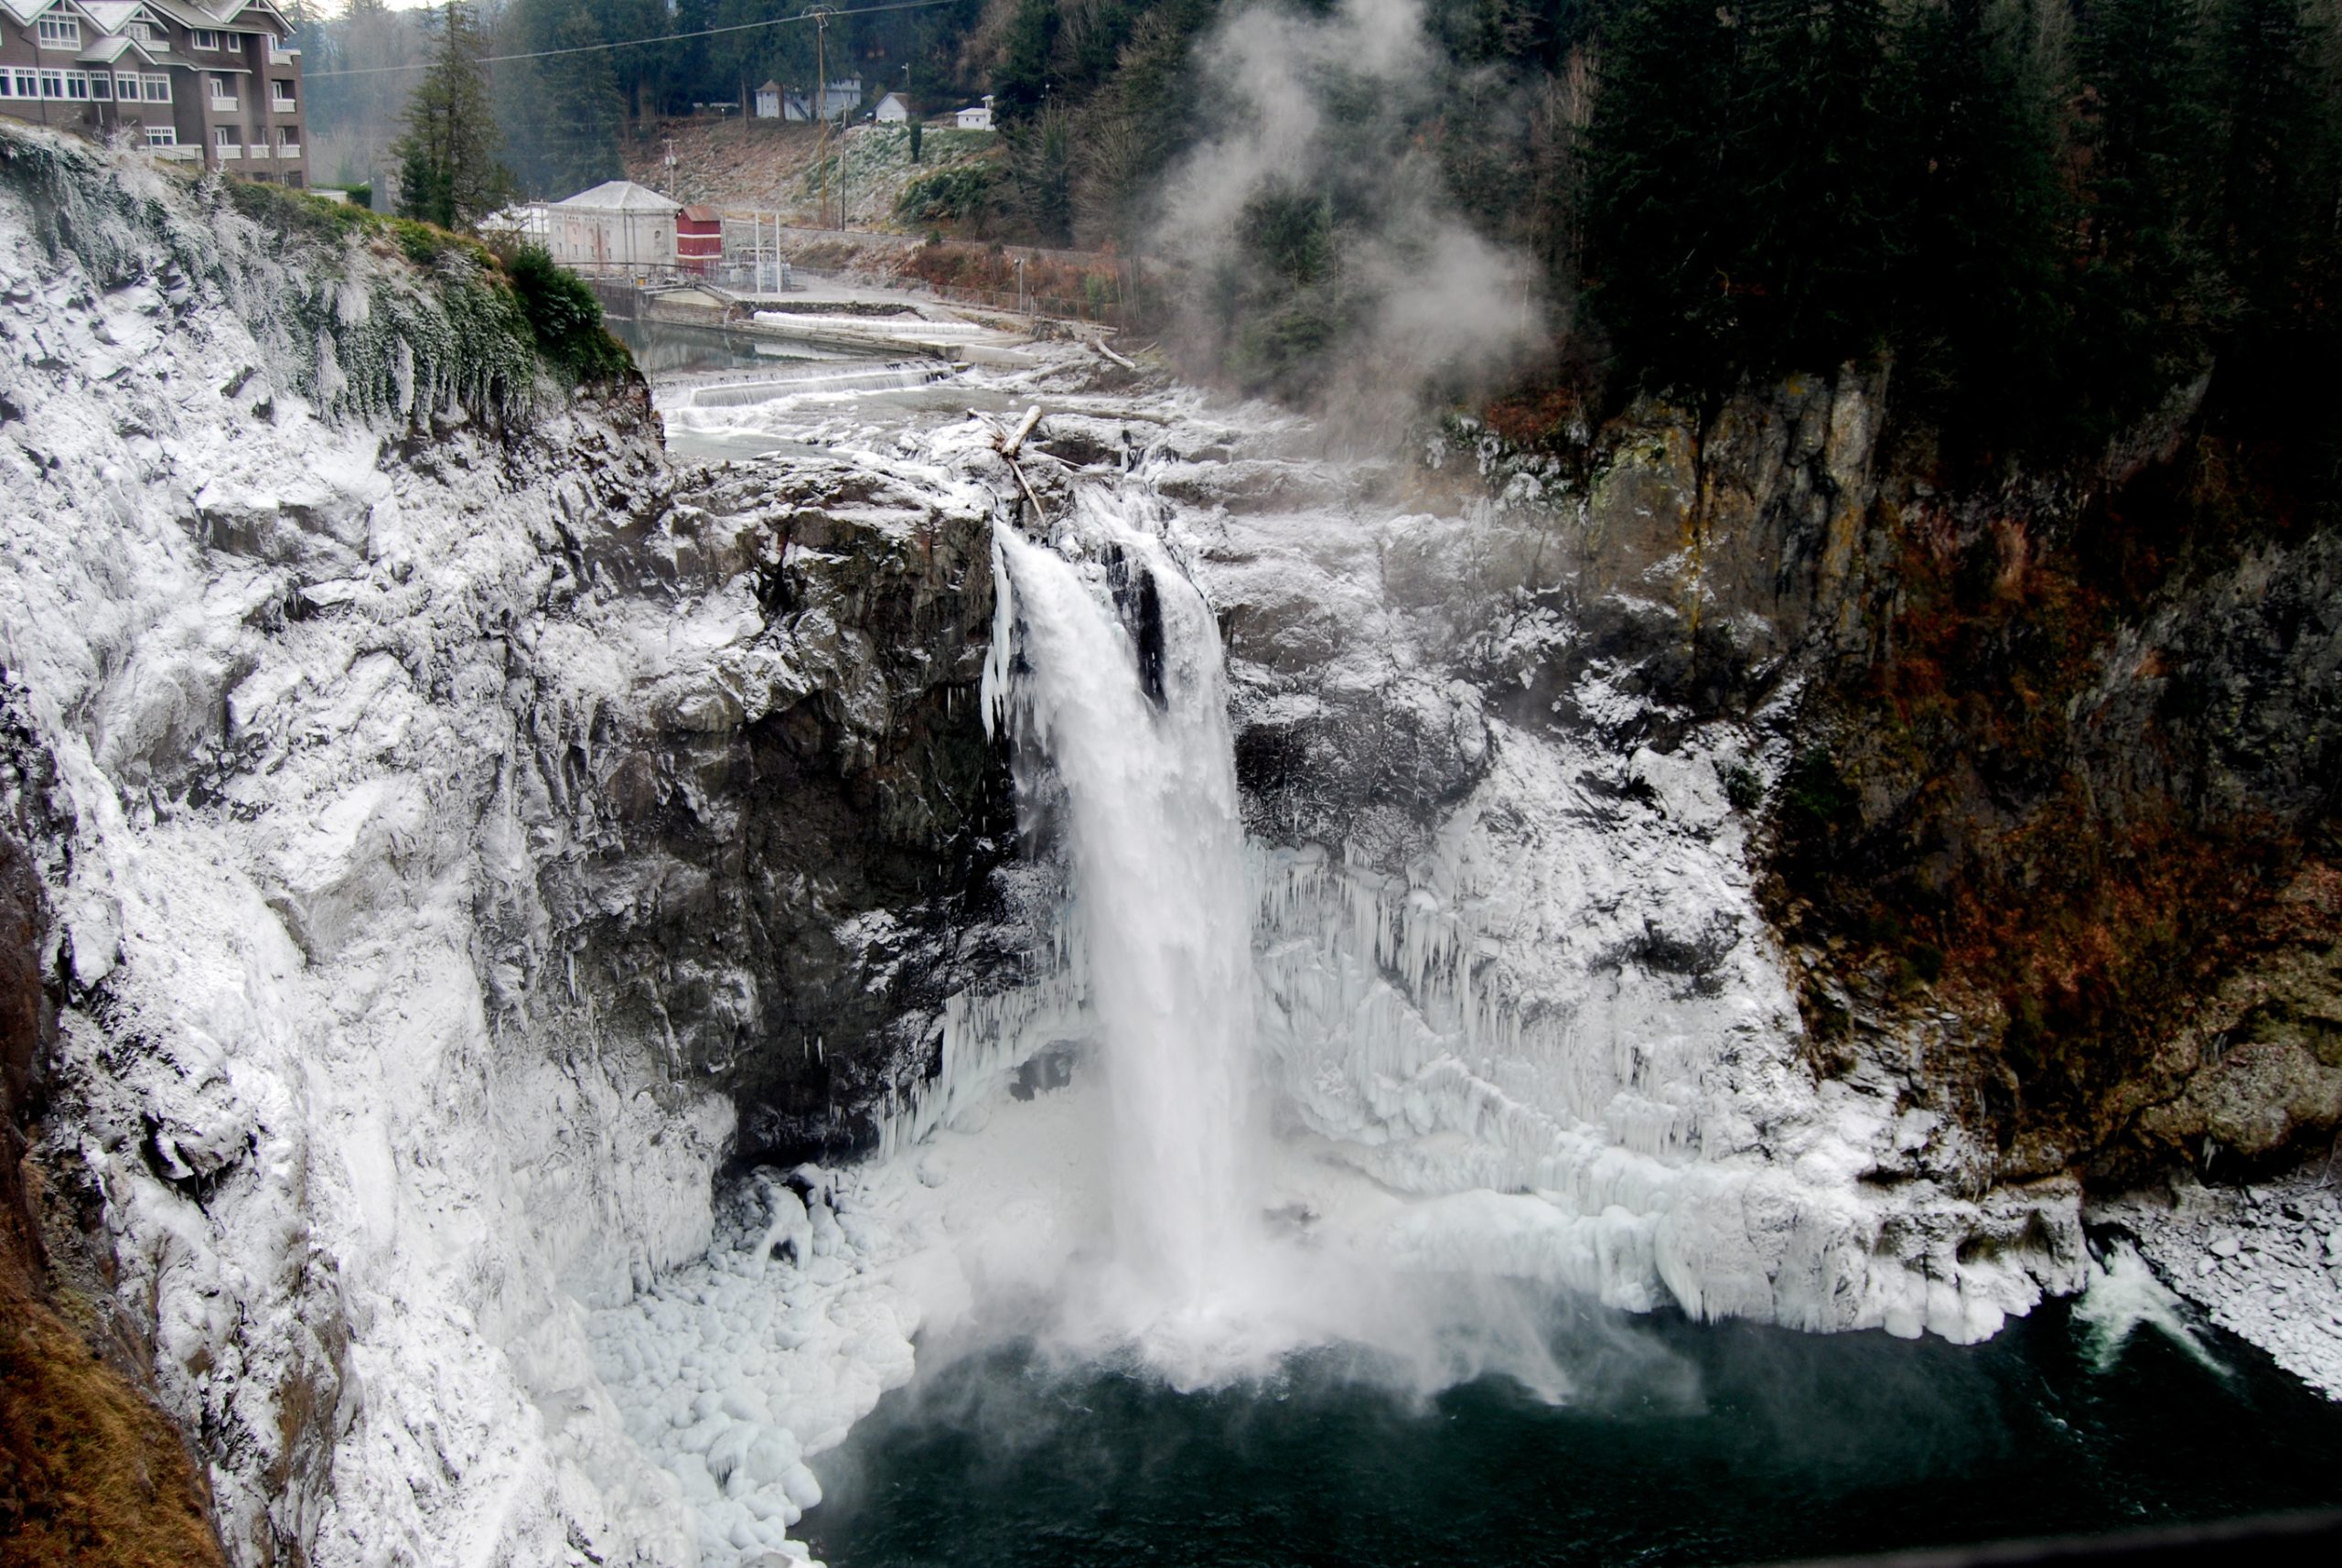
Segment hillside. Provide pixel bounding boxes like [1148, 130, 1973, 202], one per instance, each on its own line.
[618, 118, 1003, 232]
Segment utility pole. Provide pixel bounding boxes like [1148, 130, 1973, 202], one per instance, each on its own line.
[810, 7, 833, 230]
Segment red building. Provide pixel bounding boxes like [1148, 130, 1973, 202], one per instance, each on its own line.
[677, 205, 722, 274]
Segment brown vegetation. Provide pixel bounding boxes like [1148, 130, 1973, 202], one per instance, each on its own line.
[1760, 430, 2342, 1187]
[0, 1272, 230, 1568]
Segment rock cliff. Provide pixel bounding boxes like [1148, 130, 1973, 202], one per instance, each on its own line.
[1459, 365, 2342, 1196]
[0, 124, 1010, 1564]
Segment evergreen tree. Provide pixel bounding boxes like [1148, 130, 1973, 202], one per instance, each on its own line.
[2209, 0, 2330, 328]
[2200, 0, 2342, 472]
[1005, 98, 1076, 244]
[392, 2, 514, 229]
[1583, 0, 1746, 389]
[1892, 0, 2070, 451]
[1732, 0, 1899, 372]
[2073, 0, 2221, 410]
[506, 0, 628, 198]
[994, 0, 1062, 124]
[1068, 2, 1211, 249]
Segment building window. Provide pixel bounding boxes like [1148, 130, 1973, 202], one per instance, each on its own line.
[192, 28, 225, 51]
[37, 17, 81, 49]
[272, 81, 295, 110]
[63, 71, 91, 101]
[213, 127, 240, 150]
[143, 74, 171, 103]
[209, 74, 235, 107]
[0, 74, 13, 100]
[38, 70, 65, 99]
[131, 21, 161, 45]
[146, 127, 177, 148]
[89, 73, 111, 101]
[11, 70, 38, 99]
[278, 128, 299, 154]
[115, 73, 139, 100]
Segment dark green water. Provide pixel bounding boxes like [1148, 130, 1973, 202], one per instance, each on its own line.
[800, 1300, 2342, 1568]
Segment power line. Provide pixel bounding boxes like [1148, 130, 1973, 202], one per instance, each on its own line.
[306, 0, 970, 81]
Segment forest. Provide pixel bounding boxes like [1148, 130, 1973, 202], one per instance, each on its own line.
[302, 0, 2342, 466]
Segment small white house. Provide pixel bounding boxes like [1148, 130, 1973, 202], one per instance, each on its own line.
[776, 78, 863, 122]
[955, 94, 994, 132]
[874, 91, 910, 124]
[755, 81, 782, 119]
[549, 180, 682, 274]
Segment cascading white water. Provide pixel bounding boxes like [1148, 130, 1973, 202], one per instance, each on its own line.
[984, 482, 1269, 1371]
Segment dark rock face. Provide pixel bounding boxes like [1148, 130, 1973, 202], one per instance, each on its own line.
[507, 457, 1019, 1165]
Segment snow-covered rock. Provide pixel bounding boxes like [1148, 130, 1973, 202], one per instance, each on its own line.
[2095, 1174, 2342, 1399]
[0, 126, 1005, 1567]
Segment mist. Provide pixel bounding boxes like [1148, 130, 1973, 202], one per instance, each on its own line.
[1149, 0, 1554, 432]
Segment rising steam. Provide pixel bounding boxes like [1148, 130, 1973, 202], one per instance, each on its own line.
[1151, 0, 1551, 425]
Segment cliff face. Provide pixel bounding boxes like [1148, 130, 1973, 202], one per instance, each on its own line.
[1473, 365, 2342, 1195]
[0, 126, 1009, 1565]
[514, 454, 1015, 1165]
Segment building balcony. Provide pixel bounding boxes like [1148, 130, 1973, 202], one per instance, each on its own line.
[215, 145, 242, 160]
[248, 144, 272, 159]
[153, 145, 199, 162]
[209, 96, 236, 113]
[271, 96, 296, 113]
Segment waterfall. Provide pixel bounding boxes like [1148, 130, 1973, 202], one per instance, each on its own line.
[984, 481, 1270, 1371]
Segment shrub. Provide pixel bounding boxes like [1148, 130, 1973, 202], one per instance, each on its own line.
[1778, 748, 1860, 837]
[897, 164, 999, 226]
[226, 177, 380, 247]
[1722, 760, 1764, 812]
[502, 244, 630, 384]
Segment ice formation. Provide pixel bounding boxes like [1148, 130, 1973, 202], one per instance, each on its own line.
[879, 409, 2091, 1358]
[1, 140, 735, 1565]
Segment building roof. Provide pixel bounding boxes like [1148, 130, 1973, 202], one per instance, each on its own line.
[681, 204, 720, 222]
[758, 80, 780, 91]
[0, 0, 55, 25]
[142, 0, 286, 33]
[553, 180, 682, 215]
[80, 2, 145, 29]
[78, 34, 175, 65]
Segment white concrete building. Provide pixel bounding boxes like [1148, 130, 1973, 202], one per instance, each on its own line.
[873, 91, 908, 124]
[954, 93, 994, 132]
[548, 179, 681, 274]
